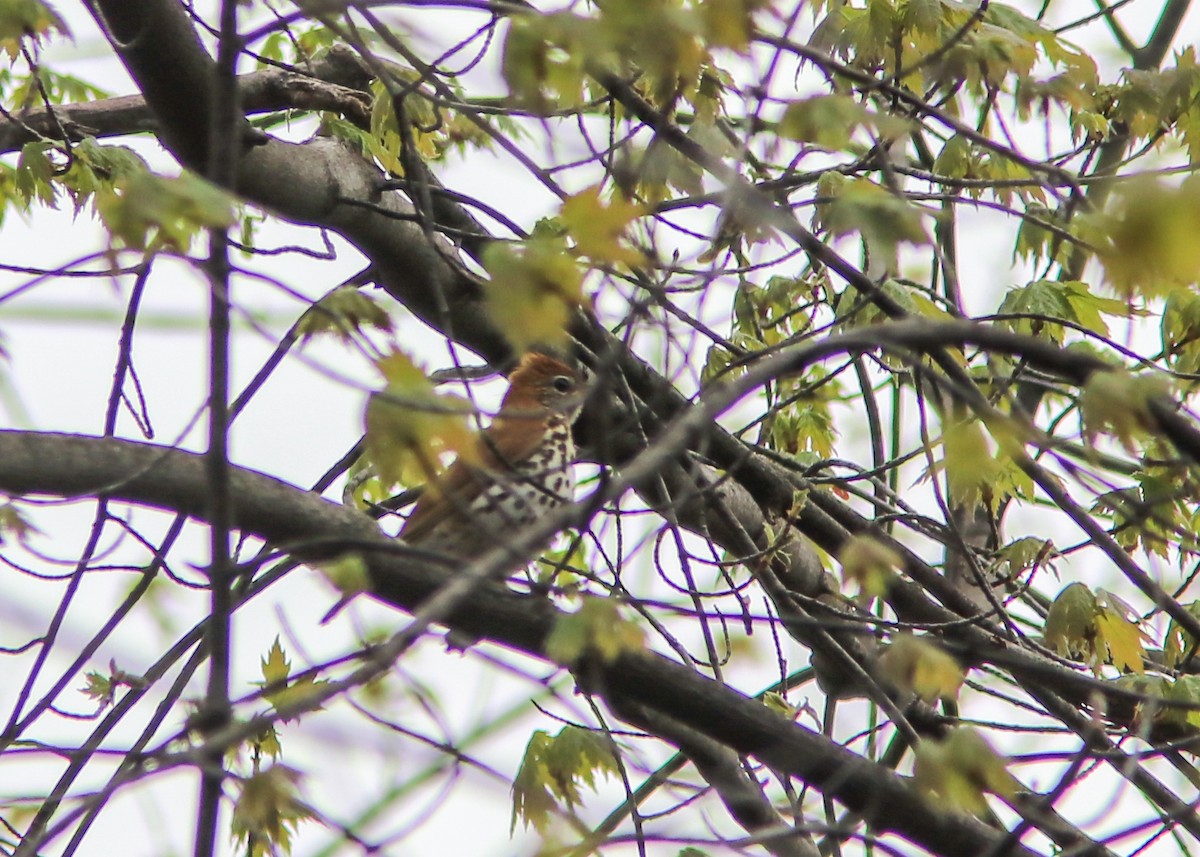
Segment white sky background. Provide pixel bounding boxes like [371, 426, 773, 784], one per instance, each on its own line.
[3, 1, 1200, 856]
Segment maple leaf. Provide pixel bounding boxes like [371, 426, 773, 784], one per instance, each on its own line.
[838, 533, 900, 599]
[512, 726, 618, 833]
[545, 596, 645, 665]
[231, 766, 312, 857]
[1079, 370, 1171, 453]
[914, 728, 1017, 818]
[879, 634, 965, 703]
[257, 639, 330, 723]
[559, 185, 646, 266]
[483, 235, 583, 352]
[364, 349, 476, 490]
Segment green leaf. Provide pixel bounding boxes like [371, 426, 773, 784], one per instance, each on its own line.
[1164, 601, 1200, 669]
[914, 728, 1017, 818]
[998, 279, 1128, 342]
[314, 553, 372, 599]
[95, 170, 235, 252]
[901, 0, 942, 32]
[231, 766, 312, 857]
[511, 731, 557, 833]
[80, 671, 113, 708]
[512, 726, 618, 833]
[934, 12, 1039, 93]
[501, 13, 590, 112]
[536, 533, 587, 590]
[997, 537, 1058, 580]
[832, 278, 925, 331]
[319, 114, 376, 163]
[978, 152, 1042, 205]
[78, 660, 145, 711]
[818, 176, 929, 256]
[1162, 289, 1200, 374]
[594, 0, 704, 107]
[545, 596, 645, 665]
[363, 349, 476, 491]
[15, 141, 56, 208]
[772, 403, 837, 459]
[1177, 104, 1200, 165]
[1095, 607, 1146, 675]
[700, 342, 737, 384]
[260, 639, 290, 688]
[933, 135, 977, 181]
[1043, 582, 1097, 660]
[1094, 176, 1200, 299]
[295, 26, 336, 60]
[0, 0, 69, 59]
[547, 725, 621, 797]
[762, 691, 797, 717]
[7, 67, 106, 112]
[1042, 583, 1145, 673]
[1061, 281, 1131, 335]
[635, 140, 706, 202]
[998, 279, 1074, 342]
[698, 0, 768, 52]
[938, 418, 1033, 513]
[1092, 483, 1166, 558]
[1078, 370, 1171, 453]
[1013, 204, 1056, 262]
[778, 95, 907, 150]
[838, 534, 900, 599]
[0, 501, 38, 545]
[14, 135, 150, 218]
[256, 638, 329, 723]
[297, 286, 394, 342]
[1071, 109, 1111, 143]
[260, 726, 284, 760]
[1165, 675, 1200, 730]
[60, 138, 148, 215]
[482, 236, 583, 352]
[879, 634, 964, 702]
[559, 184, 646, 265]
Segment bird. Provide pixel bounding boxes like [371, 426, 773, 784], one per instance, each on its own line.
[396, 351, 586, 569]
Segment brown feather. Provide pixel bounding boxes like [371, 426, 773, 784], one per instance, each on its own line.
[396, 420, 549, 544]
[397, 352, 579, 549]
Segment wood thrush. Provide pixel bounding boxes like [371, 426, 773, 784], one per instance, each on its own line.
[397, 352, 585, 568]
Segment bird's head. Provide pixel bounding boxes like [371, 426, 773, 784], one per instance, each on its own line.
[500, 352, 586, 422]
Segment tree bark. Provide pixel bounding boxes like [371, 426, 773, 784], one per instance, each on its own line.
[0, 429, 1041, 857]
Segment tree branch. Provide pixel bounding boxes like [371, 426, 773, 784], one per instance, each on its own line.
[0, 45, 372, 155]
[0, 429, 1038, 857]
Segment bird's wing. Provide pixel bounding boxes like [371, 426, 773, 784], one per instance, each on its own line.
[397, 456, 486, 544]
[397, 416, 547, 543]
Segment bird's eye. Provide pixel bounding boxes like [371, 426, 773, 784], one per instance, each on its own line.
[551, 375, 574, 393]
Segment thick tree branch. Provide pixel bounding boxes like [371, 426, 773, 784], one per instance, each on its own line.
[0, 429, 1037, 857]
[0, 45, 372, 155]
[84, 0, 511, 361]
[613, 700, 820, 857]
[62, 4, 1200, 849]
